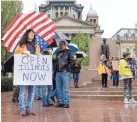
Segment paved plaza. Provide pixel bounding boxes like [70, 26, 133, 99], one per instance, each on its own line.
[1, 91, 137, 122]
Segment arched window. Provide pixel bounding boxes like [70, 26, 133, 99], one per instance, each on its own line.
[55, 12, 58, 18]
[94, 19, 96, 23]
[60, 12, 63, 17]
[65, 12, 68, 16]
[90, 19, 92, 22]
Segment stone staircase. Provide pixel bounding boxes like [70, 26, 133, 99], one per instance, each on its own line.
[70, 80, 137, 101]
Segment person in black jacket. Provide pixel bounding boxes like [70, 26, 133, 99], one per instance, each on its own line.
[73, 59, 81, 88]
[55, 40, 74, 108]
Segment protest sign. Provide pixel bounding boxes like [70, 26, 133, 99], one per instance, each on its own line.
[14, 54, 52, 85]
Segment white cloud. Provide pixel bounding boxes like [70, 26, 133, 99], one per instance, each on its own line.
[22, 0, 137, 38]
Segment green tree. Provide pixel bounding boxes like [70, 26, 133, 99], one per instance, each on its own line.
[71, 33, 91, 53]
[71, 33, 91, 66]
[1, 1, 23, 61]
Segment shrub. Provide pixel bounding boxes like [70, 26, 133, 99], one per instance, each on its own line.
[1, 77, 13, 92]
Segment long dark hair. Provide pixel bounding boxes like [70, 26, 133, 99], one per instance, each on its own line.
[19, 29, 36, 46]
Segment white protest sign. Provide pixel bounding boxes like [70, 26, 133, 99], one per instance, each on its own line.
[14, 54, 52, 85]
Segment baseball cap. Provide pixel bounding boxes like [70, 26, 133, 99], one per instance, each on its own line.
[123, 51, 131, 56]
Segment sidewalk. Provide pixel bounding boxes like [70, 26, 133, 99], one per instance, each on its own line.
[1, 92, 137, 122]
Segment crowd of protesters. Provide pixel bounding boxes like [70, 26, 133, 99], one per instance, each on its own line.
[4, 29, 137, 117]
[11, 29, 82, 117]
[98, 52, 137, 104]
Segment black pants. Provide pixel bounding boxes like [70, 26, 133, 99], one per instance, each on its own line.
[102, 74, 108, 87]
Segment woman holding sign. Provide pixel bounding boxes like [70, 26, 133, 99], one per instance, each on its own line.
[14, 29, 40, 117]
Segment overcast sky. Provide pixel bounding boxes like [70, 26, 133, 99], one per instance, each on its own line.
[22, 0, 137, 38]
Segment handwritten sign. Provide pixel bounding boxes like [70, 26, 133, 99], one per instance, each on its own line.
[14, 54, 52, 85]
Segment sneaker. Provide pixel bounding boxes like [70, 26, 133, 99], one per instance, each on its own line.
[124, 98, 129, 104]
[20, 108, 27, 117]
[55, 103, 64, 107]
[63, 104, 69, 108]
[26, 109, 36, 116]
[129, 98, 137, 104]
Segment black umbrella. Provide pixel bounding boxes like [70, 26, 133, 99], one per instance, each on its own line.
[75, 51, 87, 58]
[48, 32, 71, 48]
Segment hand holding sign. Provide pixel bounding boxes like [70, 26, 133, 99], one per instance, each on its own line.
[23, 51, 31, 55]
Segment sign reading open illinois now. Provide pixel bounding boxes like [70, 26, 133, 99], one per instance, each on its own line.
[14, 54, 52, 85]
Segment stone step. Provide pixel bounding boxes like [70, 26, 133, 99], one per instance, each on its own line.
[71, 94, 137, 101]
[70, 79, 137, 88]
[70, 87, 137, 91]
[82, 82, 137, 88]
[70, 91, 137, 95]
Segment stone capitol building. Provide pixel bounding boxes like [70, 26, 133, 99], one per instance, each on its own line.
[39, 0, 104, 39]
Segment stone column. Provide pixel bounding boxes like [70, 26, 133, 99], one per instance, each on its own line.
[52, 7, 54, 19]
[70, 7, 73, 17]
[69, 7, 71, 16]
[58, 7, 60, 18]
[51, 7, 53, 19]
[64, 6, 65, 16]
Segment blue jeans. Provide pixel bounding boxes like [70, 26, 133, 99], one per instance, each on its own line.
[123, 78, 133, 99]
[112, 71, 119, 86]
[50, 89, 58, 97]
[35, 85, 42, 98]
[41, 85, 53, 105]
[19, 85, 35, 111]
[73, 73, 80, 83]
[132, 70, 136, 80]
[56, 72, 70, 105]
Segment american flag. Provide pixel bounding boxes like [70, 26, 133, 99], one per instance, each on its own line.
[35, 34, 50, 52]
[2, 11, 56, 52]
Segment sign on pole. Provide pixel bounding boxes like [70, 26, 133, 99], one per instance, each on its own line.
[14, 54, 52, 85]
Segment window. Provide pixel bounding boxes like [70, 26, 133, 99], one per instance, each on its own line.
[132, 33, 135, 39]
[90, 19, 92, 22]
[55, 12, 58, 18]
[73, 14, 75, 18]
[60, 7, 63, 10]
[48, 14, 50, 18]
[55, 7, 58, 10]
[60, 12, 63, 17]
[94, 19, 96, 23]
[65, 7, 69, 10]
[65, 12, 68, 16]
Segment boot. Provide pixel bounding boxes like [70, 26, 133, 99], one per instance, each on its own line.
[76, 82, 79, 88]
[74, 81, 77, 88]
[26, 108, 36, 116]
